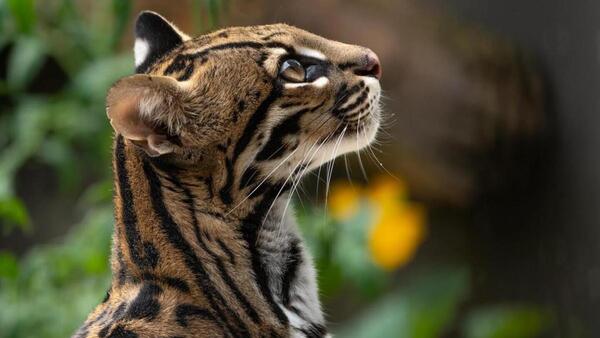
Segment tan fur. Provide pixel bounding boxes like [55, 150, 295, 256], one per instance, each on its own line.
[75, 12, 381, 338]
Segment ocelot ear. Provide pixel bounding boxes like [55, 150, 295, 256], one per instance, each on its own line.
[106, 74, 188, 157]
[134, 11, 190, 73]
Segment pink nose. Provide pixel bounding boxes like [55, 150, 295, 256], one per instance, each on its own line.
[355, 49, 382, 80]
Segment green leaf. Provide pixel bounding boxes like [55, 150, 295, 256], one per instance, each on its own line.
[337, 267, 469, 338]
[0, 205, 113, 337]
[0, 251, 19, 279]
[38, 135, 83, 192]
[80, 179, 113, 206]
[331, 202, 386, 295]
[464, 305, 549, 338]
[0, 196, 30, 229]
[71, 54, 132, 101]
[6, 0, 36, 34]
[0, 99, 50, 203]
[408, 268, 470, 338]
[6, 36, 46, 90]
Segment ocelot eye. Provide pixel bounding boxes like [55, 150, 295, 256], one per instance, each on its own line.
[305, 65, 321, 82]
[279, 59, 305, 83]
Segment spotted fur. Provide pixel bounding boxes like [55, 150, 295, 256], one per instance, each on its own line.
[74, 11, 382, 338]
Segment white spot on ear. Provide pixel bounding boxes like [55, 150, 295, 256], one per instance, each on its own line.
[134, 39, 149, 67]
[296, 47, 327, 60]
[284, 76, 329, 89]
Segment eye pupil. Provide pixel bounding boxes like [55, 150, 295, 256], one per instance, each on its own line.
[280, 59, 306, 82]
[305, 65, 320, 82]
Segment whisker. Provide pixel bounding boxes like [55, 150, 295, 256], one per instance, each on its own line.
[263, 115, 342, 233]
[225, 146, 301, 216]
[239, 107, 334, 185]
[271, 126, 340, 239]
[277, 124, 341, 234]
[226, 110, 338, 217]
[360, 122, 404, 183]
[260, 147, 310, 231]
[324, 127, 347, 210]
[343, 153, 354, 187]
[355, 118, 369, 182]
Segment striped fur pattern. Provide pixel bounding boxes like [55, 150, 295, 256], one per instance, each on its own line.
[75, 11, 382, 338]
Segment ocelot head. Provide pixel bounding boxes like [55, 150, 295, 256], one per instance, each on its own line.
[107, 11, 382, 213]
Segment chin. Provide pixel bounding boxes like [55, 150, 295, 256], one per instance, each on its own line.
[344, 115, 380, 153]
[308, 113, 380, 171]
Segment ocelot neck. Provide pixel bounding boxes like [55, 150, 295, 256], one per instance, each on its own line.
[110, 135, 292, 331]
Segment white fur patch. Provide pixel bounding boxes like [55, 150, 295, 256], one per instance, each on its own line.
[312, 76, 329, 88]
[134, 38, 150, 67]
[284, 76, 329, 89]
[271, 47, 289, 56]
[296, 47, 327, 60]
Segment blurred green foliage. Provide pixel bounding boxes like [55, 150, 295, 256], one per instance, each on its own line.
[0, 206, 113, 338]
[0, 1, 551, 337]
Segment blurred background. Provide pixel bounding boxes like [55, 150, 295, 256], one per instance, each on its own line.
[0, 0, 596, 337]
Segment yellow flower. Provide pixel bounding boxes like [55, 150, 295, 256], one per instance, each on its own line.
[368, 202, 426, 271]
[328, 182, 361, 220]
[367, 176, 407, 211]
[328, 175, 427, 271]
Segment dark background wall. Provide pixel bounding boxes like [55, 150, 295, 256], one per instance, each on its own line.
[426, 0, 600, 336]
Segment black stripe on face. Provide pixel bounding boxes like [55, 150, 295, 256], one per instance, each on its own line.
[141, 160, 250, 336]
[255, 107, 310, 162]
[233, 86, 281, 160]
[279, 101, 305, 109]
[115, 136, 157, 270]
[239, 165, 260, 191]
[255, 100, 326, 163]
[162, 41, 294, 76]
[335, 83, 362, 106]
[338, 61, 359, 71]
[281, 239, 303, 306]
[219, 85, 281, 205]
[334, 88, 369, 117]
[261, 31, 287, 41]
[165, 55, 208, 81]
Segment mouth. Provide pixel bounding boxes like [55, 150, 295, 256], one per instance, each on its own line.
[300, 75, 382, 172]
[309, 77, 381, 167]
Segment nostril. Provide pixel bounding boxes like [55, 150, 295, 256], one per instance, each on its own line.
[354, 50, 382, 80]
